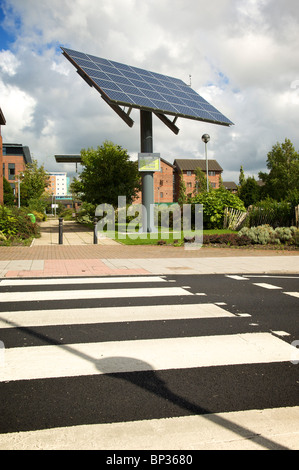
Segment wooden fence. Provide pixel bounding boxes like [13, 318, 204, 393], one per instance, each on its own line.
[223, 207, 248, 230]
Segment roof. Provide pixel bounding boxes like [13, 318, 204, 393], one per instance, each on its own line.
[223, 181, 238, 190]
[3, 143, 32, 164]
[174, 159, 223, 172]
[0, 108, 6, 125]
[160, 157, 175, 169]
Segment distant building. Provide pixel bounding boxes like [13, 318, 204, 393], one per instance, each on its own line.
[223, 181, 238, 193]
[0, 108, 6, 205]
[46, 172, 69, 197]
[173, 159, 223, 200]
[2, 143, 32, 200]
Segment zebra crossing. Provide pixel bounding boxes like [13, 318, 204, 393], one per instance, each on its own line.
[0, 275, 298, 450]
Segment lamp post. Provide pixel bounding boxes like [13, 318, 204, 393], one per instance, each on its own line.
[202, 134, 210, 192]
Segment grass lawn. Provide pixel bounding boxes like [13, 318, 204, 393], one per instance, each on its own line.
[102, 224, 236, 245]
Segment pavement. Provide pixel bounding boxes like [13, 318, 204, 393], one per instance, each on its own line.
[0, 218, 298, 277]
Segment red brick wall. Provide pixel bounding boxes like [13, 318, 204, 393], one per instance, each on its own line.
[2, 155, 27, 202]
[174, 170, 222, 202]
[134, 159, 174, 204]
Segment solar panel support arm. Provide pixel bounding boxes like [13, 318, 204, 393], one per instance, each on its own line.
[101, 95, 134, 128]
[154, 112, 180, 135]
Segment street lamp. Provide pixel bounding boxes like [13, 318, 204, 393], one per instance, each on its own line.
[202, 134, 210, 192]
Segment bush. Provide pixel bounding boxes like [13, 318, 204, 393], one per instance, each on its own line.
[191, 189, 246, 229]
[239, 225, 299, 246]
[248, 199, 293, 228]
[203, 233, 251, 246]
[0, 206, 18, 237]
[0, 205, 39, 244]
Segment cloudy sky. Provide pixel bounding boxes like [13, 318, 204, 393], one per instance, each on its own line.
[0, 0, 298, 183]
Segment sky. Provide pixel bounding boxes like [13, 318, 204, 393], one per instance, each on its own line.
[0, 0, 299, 183]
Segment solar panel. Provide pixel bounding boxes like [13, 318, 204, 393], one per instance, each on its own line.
[61, 47, 233, 128]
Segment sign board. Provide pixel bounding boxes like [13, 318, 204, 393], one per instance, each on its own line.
[138, 153, 160, 172]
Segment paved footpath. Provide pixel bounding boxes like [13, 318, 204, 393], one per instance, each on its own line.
[0, 219, 298, 277]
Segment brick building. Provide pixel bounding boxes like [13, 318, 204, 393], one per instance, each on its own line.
[173, 159, 223, 200]
[0, 108, 6, 205]
[134, 157, 224, 205]
[134, 158, 175, 204]
[2, 143, 32, 200]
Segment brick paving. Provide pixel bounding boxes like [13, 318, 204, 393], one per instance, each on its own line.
[0, 219, 298, 277]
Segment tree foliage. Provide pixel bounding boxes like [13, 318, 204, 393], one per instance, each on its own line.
[3, 177, 15, 205]
[238, 176, 261, 208]
[72, 141, 141, 208]
[259, 138, 299, 201]
[20, 159, 50, 207]
[191, 188, 246, 229]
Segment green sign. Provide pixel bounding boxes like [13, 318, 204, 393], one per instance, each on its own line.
[138, 153, 161, 172]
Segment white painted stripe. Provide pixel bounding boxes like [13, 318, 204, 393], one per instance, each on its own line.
[284, 292, 299, 299]
[253, 283, 282, 290]
[0, 303, 235, 329]
[1, 333, 294, 382]
[0, 287, 192, 303]
[226, 275, 249, 281]
[0, 276, 166, 287]
[247, 275, 299, 279]
[1, 406, 298, 450]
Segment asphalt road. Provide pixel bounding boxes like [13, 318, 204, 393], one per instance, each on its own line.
[0, 274, 298, 450]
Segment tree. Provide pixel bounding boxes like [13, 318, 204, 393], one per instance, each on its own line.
[73, 141, 141, 208]
[20, 159, 50, 207]
[259, 138, 299, 201]
[177, 171, 187, 206]
[194, 167, 211, 194]
[239, 166, 246, 187]
[3, 177, 15, 205]
[238, 176, 261, 208]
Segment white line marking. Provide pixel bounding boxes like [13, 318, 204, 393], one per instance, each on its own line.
[1, 333, 294, 382]
[253, 283, 282, 290]
[284, 292, 299, 299]
[0, 276, 166, 287]
[0, 287, 193, 303]
[226, 275, 249, 281]
[0, 303, 235, 329]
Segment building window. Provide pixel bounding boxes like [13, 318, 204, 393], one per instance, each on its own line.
[208, 171, 216, 176]
[8, 163, 15, 180]
[187, 182, 192, 188]
[186, 171, 192, 176]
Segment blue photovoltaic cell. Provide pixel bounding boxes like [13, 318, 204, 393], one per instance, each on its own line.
[61, 47, 233, 126]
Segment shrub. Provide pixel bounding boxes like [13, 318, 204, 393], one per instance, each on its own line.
[0, 206, 18, 237]
[203, 233, 251, 246]
[239, 225, 299, 246]
[191, 189, 246, 229]
[0, 205, 39, 243]
[248, 199, 293, 228]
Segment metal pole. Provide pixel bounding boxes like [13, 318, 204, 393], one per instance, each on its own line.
[202, 134, 210, 193]
[59, 217, 63, 244]
[205, 143, 209, 192]
[93, 217, 98, 244]
[140, 110, 155, 233]
[18, 180, 20, 208]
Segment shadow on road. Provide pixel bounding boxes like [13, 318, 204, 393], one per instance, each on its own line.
[1, 317, 290, 450]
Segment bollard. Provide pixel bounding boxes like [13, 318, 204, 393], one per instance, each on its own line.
[59, 217, 63, 244]
[94, 217, 98, 244]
